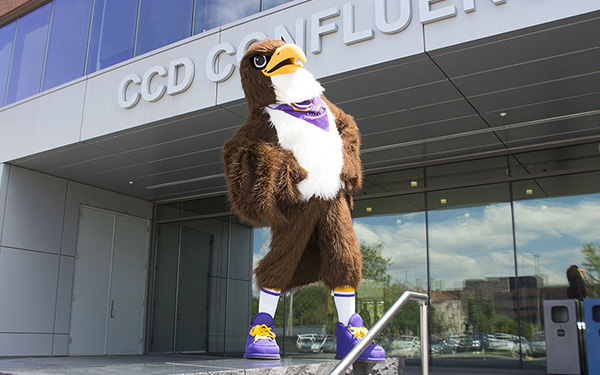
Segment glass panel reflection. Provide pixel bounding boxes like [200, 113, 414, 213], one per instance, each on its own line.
[428, 184, 518, 367]
[0, 22, 16, 106]
[6, 3, 51, 105]
[86, 0, 138, 74]
[151, 222, 179, 352]
[42, 0, 92, 90]
[251, 227, 285, 352]
[136, 0, 193, 56]
[354, 195, 426, 362]
[194, 0, 260, 34]
[262, 0, 294, 10]
[513, 187, 600, 370]
[510, 143, 600, 177]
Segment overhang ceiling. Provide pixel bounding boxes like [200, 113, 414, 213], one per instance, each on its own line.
[11, 10, 600, 202]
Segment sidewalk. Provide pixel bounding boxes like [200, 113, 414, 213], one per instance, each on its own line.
[0, 355, 548, 375]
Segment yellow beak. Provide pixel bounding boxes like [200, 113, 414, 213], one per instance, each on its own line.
[262, 44, 307, 77]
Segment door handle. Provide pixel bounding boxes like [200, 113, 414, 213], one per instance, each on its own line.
[110, 300, 115, 318]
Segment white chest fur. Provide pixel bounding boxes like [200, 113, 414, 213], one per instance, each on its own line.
[266, 105, 344, 201]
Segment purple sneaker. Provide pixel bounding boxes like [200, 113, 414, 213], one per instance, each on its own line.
[244, 312, 280, 359]
[335, 313, 385, 362]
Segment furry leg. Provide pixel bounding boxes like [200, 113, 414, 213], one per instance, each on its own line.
[255, 200, 323, 291]
[317, 194, 362, 289]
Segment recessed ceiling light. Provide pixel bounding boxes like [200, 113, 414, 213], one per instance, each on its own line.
[500, 112, 507, 117]
[526, 189, 533, 195]
[410, 181, 418, 187]
[440, 198, 447, 204]
[129, 181, 134, 185]
[366, 207, 372, 212]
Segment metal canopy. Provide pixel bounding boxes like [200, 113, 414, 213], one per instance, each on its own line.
[11, 10, 600, 202]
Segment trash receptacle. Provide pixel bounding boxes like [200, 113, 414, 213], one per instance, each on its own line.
[543, 299, 583, 374]
[584, 298, 600, 375]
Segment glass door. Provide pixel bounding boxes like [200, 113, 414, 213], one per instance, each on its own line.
[151, 217, 230, 353]
[175, 221, 213, 352]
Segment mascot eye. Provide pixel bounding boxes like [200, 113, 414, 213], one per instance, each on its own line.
[252, 55, 268, 69]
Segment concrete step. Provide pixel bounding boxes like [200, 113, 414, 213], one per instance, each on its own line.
[0, 356, 405, 375]
[237, 357, 403, 375]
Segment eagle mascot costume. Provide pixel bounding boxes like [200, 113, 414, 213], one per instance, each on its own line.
[222, 39, 385, 362]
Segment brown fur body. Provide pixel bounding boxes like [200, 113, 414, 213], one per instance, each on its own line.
[222, 40, 363, 292]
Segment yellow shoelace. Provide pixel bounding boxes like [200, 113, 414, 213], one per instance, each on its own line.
[349, 326, 369, 340]
[249, 324, 276, 343]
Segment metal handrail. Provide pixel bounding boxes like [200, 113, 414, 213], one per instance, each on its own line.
[330, 291, 429, 375]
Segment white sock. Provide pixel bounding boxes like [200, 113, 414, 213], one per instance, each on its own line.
[258, 288, 281, 318]
[334, 287, 356, 326]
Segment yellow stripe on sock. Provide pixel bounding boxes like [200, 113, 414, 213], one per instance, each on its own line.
[334, 286, 355, 293]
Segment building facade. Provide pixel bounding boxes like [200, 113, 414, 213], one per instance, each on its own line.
[0, 0, 599, 371]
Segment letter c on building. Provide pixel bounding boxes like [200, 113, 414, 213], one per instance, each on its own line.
[117, 73, 142, 109]
[141, 65, 168, 102]
[206, 43, 236, 83]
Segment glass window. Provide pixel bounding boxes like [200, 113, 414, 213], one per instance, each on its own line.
[42, 0, 92, 91]
[157, 202, 181, 220]
[5, 3, 51, 105]
[510, 143, 600, 177]
[353, 194, 427, 363]
[194, 0, 259, 34]
[136, 0, 193, 56]
[427, 184, 519, 367]
[361, 168, 424, 196]
[86, 0, 138, 74]
[426, 156, 508, 188]
[0, 22, 16, 106]
[182, 195, 229, 218]
[262, 0, 294, 11]
[512, 175, 600, 370]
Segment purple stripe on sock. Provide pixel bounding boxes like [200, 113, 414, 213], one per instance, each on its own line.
[261, 288, 281, 297]
[334, 293, 355, 298]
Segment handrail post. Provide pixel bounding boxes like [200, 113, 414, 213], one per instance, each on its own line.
[329, 291, 428, 375]
[420, 301, 429, 375]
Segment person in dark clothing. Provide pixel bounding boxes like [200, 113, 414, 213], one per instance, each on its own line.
[566, 265, 588, 300]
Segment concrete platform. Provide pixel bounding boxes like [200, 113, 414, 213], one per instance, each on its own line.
[0, 355, 547, 375]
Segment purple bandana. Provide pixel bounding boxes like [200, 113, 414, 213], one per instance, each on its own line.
[268, 96, 329, 131]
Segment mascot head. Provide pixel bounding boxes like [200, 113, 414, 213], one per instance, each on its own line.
[240, 39, 324, 110]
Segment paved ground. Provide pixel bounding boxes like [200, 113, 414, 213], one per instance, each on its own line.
[0, 355, 548, 375]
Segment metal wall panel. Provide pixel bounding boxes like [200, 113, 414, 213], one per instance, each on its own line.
[0, 80, 86, 162]
[0, 248, 60, 333]
[54, 256, 75, 334]
[80, 32, 220, 141]
[52, 334, 69, 356]
[0, 333, 53, 356]
[216, 0, 424, 105]
[423, 0, 600, 52]
[61, 180, 152, 257]
[1, 167, 67, 254]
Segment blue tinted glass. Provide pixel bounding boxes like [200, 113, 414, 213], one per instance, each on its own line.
[262, 0, 293, 11]
[6, 3, 51, 105]
[136, 0, 193, 56]
[86, 0, 138, 74]
[194, 0, 259, 34]
[42, 0, 92, 91]
[0, 22, 16, 106]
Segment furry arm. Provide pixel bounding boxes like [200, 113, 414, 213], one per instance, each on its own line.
[222, 132, 307, 226]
